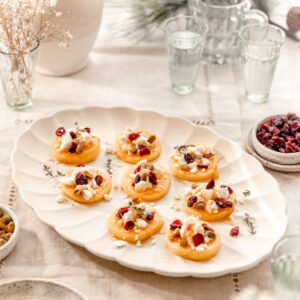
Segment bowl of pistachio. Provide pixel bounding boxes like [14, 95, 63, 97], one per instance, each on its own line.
[0, 204, 19, 260]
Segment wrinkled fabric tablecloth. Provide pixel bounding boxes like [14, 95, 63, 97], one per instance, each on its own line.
[0, 9, 299, 300]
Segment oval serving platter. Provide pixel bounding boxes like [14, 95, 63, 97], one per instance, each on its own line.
[11, 106, 288, 278]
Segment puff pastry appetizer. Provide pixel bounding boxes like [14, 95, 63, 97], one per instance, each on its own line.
[184, 179, 236, 221]
[116, 127, 161, 164]
[60, 165, 111, 204]
[169, 144, 219, 181]
[108, 200, 164, 243]
[166, 216, 221, 261]
[122, 159, 170, 202]
[52, 125, 100, 164]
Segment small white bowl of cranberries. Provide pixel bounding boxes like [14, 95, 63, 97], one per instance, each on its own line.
[252, 113, 300, 165]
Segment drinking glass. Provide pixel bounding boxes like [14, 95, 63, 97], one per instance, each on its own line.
[0, 41, 39, 110]
[271, 236, 300, 299]
[239, 24, 285, 103]
[189, 0, 268, 64]
[164, 16, 208, 95]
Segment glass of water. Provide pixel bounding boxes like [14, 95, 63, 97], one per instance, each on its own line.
[271, 235, 300, 299]
[239, 24, 285, 103]
[164, 16, 208, 95]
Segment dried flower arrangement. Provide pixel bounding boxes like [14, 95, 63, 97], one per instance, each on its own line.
[0, 0, 73, 108]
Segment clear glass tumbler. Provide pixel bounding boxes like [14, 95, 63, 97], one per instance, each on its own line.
[188, 0, 268, 64]
[164, 16, 208, 95]
[0, 41, 39, 111]
[239, 24, 285, 103]
[271, 235, 300, 299]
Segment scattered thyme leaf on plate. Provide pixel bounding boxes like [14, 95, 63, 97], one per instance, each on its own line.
[243, 212, 256, 235]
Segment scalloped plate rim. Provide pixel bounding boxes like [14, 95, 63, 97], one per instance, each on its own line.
[11, 105, 288, 278]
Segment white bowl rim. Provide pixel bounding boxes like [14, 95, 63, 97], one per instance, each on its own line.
[0, 204, 19, 253]
[253, 114, 300, 158]
[0, 278, 88, 300]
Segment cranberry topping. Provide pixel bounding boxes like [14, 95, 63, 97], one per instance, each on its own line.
[197, 164, 208, 169]
[134, 174, 141, 185]
[221, 184, 234, 194]
[124, 220, 135, 230]
[206, 179, 215, 189]
[148, 172, 157, 185]
[192, 233, 204, 247]
[256, 113, 300, 153]
[184, 153, 194, 164]
[224, 200, 233, 208]
[76, 164, 85, 167]
[69, 131, 76, 139]
[68, 142, 77, 153]
[128, 132, 140, 141]
[95, 175, 103, 186]
[84, 127, 91, 133]
[139, 146, 151, 156]
[146, 211, 155, 221]
[170, 219, 182, 230]
[55, 127, 65, 136]
[116, 207, 129, 219]
[230, 226, 240, 237]
[202, 223, 212, 231]
[134, 165, 142, 173]
[215, 199, 227, 209]
[187, 196, 197, 207]
[75, 172, 88, 185]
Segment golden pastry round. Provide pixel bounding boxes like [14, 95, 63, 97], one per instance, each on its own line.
[53, 136, 100, 165]
[184, 182, 236, 222]
[115, 129, 161, 164]
[61, 168, 111, 204]
[166, 218, 221, 261]
[121, 164, 170, 202]
[108, 205, 164, 243]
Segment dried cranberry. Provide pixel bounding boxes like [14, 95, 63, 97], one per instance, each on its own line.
[134, 165, 142, 173]
[128, 132, 140, 141]
[216, 199, 227, 208]
[68, 142, 77, 153]
[224, 200, 233, 208]
[75, 172, 88, 185]
[202, 223, 212, 231]
[184, 153, 194, 164]
[192, 233, 204, 247]
[84, 127, 91, 134]
[76, 164, 85, 167]
[148, 172, 157, 185]
[187, 196, 197, 207]
[197, 164, 208, 169]
[139, 146, 151, 156]
[146, 212, 155, 221]
[124, 220, 135, 230]
[135, 175, 141, 184]
[230, 226, 239, 237]
[221, 185, 234, 194]
[95, 175, 103, 186]
[55, 127, 65, 136]
[116, 207, 128, 219]
[170, 219, 182, 230]
[69, 131, 76, 139]
[206, 179, 215, 189]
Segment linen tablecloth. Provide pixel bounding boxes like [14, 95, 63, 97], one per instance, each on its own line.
[0, 8, 299, 299]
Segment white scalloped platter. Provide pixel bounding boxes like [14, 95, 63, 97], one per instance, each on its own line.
[12, 106, 288, 277]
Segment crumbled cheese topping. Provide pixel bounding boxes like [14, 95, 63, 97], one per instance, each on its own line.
[112, 240, 127, 249]
[119, 128, 150, 153]
[58, 127, 93, 152]
[132, 160, 161, 191]
[61, 166, 104, 201]
[185, 182, 234, 214]
[171, 144, 215, 172]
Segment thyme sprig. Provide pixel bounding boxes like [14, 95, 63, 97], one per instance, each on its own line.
[243, 190, 251, 197]
[243, 213, 256, 235]
[43, 164, 65, 178]
[106, 158, 113, 175]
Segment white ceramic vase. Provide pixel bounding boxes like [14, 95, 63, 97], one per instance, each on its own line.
[36, 0, 104, 77]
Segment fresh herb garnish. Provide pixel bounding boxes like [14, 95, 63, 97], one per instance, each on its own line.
[106, 158, 113, 175]
[243, 190, 251, 197]
[243, 212, 256, 235]
[43, 164, 65, 178]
